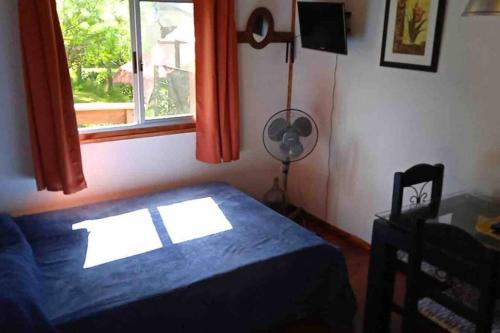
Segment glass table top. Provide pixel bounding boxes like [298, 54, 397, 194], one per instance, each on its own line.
[376, 193, 500, 251]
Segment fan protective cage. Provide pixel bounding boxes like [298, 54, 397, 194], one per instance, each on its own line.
[263, 108, 319, 163]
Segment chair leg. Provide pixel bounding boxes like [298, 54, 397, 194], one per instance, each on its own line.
[402, 225, 423, 333]
[402, 268, 419, 333]
[476, 308, 495, 333]
[476, 266, 497, 333]
[476, 294, 496, 332]
[364, 222, 397, 333]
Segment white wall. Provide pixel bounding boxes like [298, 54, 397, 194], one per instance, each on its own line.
[290, 0, 500, 242]
[0, 0, 291, 216]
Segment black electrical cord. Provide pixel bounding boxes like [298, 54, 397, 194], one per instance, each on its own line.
[325, 54, 339, 222]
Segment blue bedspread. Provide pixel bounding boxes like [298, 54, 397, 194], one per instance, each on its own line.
[13, 182, 356, 332]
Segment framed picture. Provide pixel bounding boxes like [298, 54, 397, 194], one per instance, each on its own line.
[380, 0, 446, 72]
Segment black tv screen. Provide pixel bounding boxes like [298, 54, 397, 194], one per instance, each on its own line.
[298, 2, 348, 55]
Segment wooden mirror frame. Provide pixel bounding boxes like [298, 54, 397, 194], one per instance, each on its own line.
[238, 8, 294, 49]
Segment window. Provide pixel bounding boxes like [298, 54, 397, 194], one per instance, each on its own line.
[57, 0, 196, 139]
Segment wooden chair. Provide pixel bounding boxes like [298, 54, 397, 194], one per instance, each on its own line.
[391, 163, 445, 218]
[388, 164, 446, 319]
[403, 222, 498, 333]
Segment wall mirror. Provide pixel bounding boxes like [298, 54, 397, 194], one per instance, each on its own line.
[253, 12, 271, 44]
[238, 8, 293, 50]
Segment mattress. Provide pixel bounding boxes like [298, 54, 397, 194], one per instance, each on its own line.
[15, 182, 356, 332]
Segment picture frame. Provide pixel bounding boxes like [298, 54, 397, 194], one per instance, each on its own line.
[380, 0, 446, 73]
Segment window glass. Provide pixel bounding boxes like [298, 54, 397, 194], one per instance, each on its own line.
[56, 0, 195, 131]
[139, 2, 196, 121]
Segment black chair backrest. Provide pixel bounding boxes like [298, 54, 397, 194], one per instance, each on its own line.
[421, 223, 494, 282]
[404, 221, 498, 333]
[391, 163, 444, 217]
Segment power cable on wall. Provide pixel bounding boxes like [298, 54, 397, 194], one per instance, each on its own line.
[324, 54, 339, 222]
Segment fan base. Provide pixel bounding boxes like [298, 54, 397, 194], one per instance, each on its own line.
[266, 204, 305, 225]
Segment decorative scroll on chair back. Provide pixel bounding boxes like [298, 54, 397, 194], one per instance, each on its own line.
[404, 222, 498, 333]
[391, 163, 444, 218]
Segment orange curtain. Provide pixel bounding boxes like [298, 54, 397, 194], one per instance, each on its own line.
[193, 0, 240, 163]
[18, 0, 87, 194]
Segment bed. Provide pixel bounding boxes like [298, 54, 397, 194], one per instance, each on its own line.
[1, 182, 356, 332]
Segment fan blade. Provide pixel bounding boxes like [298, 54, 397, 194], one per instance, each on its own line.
[288, 140, 304, 159]
[268, 118, 288, 142]
[280, 140, 304, 159]
[279, 142, 291, 156]
[292, 117, 313, 137]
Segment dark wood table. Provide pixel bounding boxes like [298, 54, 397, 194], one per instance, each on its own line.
[363, 193, 500, 333]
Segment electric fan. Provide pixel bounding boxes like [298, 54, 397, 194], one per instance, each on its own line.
[263, 109, 319, 209]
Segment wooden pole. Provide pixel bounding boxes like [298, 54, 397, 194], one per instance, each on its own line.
[282, 0, 297, 208]
[286, 0, 297, 112]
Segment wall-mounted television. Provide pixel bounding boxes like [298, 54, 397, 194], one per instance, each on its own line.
[298, 2, 348, 55]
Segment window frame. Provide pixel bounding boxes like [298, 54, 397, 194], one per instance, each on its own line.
[77, 0, 196, 143]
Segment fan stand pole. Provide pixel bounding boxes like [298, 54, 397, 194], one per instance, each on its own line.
[283, 159, 303, 223]
[278, 1, 304, 224]
[282, 159, 303, 223]
[282, 160, 291, 211]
